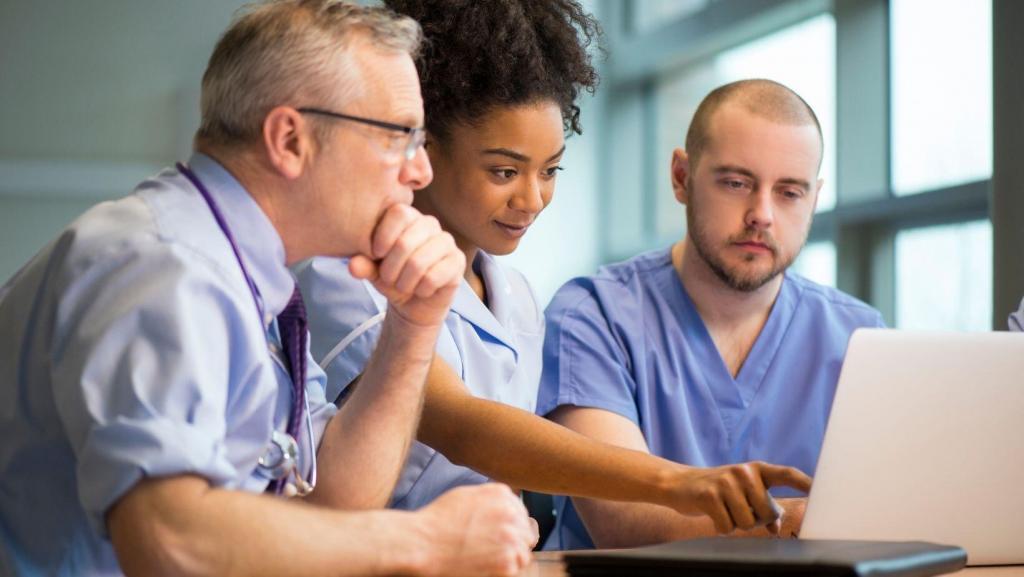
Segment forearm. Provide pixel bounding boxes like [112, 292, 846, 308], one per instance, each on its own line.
[110, 476, 432, 577]
[574, 499, 717, 548]
[420, 388, 683, 506]
[573, 497, 804, 549]
[311, 313, 439, 509]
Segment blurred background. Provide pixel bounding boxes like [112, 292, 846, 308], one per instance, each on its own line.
[2, 0, 1021, 330]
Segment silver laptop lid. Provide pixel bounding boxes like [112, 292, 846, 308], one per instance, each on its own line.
[801, 329, 1024, 566]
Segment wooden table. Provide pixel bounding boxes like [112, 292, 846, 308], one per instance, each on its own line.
[518, 552, 1024, 576]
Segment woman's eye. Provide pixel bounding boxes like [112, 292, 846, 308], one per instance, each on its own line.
[492, 168, 517, 179]
[544, 165, 564, 177]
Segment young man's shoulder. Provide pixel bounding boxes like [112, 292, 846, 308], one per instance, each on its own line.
[553, 249, 671, 301]
[545, 248, 674, 331]
[786, 272, 885, 326]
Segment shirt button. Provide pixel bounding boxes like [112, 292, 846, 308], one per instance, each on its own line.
[264, 313, 274, 327]
[268, 342, 281, 356]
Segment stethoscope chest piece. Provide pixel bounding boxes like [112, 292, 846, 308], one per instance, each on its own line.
[257, 430, 299, 481]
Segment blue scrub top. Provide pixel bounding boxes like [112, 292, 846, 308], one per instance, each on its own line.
[0, 154, 335, 576]
[1009, 297, 1023, 331]
[536, 248, 884, 550]
[297, 251, 544, 509]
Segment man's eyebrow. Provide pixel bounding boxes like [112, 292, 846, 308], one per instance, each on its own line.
[712, 165, 811, 190]
[777, 177, 812, 190]
[712, 165, 757, 179]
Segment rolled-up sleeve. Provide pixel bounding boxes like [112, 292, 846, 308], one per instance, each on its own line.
[536, 280, 640, 425]
[49, 245, 246, 536]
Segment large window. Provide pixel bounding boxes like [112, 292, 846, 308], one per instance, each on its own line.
[792, 241, 837, 289]
[890, 0, 992, 196]
[631, 0, 711, 34]
[895, 221, 992, 331]
[889, 0, 994, 329]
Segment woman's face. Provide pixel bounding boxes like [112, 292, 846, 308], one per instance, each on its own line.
[416, 100, 565, 256]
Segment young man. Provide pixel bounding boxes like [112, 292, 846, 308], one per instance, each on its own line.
[538, 79, 885, 550]
[0, 2, 534, 576]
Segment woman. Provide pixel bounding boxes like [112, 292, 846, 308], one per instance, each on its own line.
[298, 0, 806, 546]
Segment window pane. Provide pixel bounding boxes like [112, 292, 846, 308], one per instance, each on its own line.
[791, 241, 836, 288]
[631, 0, 711, 34]
[895, 220, 992, 331]
[654, 14, 837, 242]
[891, 0, 992, 196]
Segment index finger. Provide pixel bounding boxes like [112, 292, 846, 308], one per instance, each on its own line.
[348, 254, 379, 281]
[759, 464, 812, 494]
[371, 203, 421, 260]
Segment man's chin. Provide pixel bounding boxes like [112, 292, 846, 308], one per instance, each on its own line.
[719, 266, 782, 293]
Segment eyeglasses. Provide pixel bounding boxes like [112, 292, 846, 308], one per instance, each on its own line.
[297, 107, 426, 161]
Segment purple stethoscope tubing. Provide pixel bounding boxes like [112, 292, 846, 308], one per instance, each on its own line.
[176, 162, 317, 493]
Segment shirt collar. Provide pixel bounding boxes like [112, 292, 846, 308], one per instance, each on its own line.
[449, 251, 517, 352]
[187, 152, 294, 324]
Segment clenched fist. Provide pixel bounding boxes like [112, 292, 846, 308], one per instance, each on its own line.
[417, 484, 537, 577]
[350, 204, 465, 329]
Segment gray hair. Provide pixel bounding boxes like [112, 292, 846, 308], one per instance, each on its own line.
[196, 0, 421, 147]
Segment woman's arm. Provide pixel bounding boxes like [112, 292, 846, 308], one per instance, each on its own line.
[417, 357, 810, 534]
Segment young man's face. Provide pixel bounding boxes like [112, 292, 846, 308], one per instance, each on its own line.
[673, 103, 823, 292]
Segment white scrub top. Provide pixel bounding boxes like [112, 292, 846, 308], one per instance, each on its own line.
[298, 251, 544, 509]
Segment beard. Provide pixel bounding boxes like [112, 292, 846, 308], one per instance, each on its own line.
[685, 189, 804, 293]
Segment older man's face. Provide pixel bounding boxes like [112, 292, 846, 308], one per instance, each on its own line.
[678, 104, 822, 292]
[305, 38, 433, 259]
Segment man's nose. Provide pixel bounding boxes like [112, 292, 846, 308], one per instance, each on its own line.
[745, 188, 774, 229]
[399, 144, 433, 193]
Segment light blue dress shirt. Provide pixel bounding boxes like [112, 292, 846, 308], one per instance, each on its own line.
[536, 248, 885, 550]
[0, 154, 336, 576]
[1009, 298, 1023, 331]
[297, 251, 544, 509]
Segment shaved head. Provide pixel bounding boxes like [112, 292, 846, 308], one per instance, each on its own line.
[685, 79, 823, 170]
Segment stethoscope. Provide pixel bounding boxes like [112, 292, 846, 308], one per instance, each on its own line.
[177, 162, 317, 497]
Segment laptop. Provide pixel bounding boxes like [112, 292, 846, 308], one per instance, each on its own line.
[801, 329, 1024, 566]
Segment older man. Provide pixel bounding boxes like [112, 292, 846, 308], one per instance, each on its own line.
[0, 2, 533, 576]
[538, 79, 885, 549]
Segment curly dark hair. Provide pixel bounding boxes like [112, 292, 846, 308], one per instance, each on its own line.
[383, 0, 602, 141]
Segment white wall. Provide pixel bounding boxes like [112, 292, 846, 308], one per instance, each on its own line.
[498, 0, 605, 306]
[498, 90, 604, 307]
[0, 0, 245, 281]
